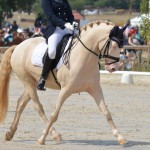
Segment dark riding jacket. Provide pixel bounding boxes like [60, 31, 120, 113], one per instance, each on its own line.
[41, 0, 74, 40]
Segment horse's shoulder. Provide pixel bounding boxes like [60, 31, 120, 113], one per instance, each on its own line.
[20, 36, 44, 44]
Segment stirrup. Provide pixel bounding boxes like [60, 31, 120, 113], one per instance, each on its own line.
[37, 78, 46, 91]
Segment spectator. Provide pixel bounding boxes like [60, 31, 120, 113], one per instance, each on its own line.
[34, 13, 43, 29]
[32, 28, 42, 37]
[41, 23, 46, 35]
[124, 28, 137, 58]
[0, 29, 4, 38]
[2, 30, 13, 45]
[120, 28, 137, 70]
[10, 21, 19, 33]
[34, 13, 43, 36]
[134, 26, 144, 45]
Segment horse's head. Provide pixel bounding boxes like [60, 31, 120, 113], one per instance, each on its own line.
[100, 22, 129, 73]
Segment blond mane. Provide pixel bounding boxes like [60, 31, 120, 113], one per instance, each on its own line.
[80, 20, 115, 32]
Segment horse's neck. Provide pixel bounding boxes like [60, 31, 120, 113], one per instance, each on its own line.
[80, 28, 98, 46]
[72, 27, 105, 58]
[70, 34, 99, 70]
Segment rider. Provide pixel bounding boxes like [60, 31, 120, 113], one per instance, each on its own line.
[37, 0, 77, 90]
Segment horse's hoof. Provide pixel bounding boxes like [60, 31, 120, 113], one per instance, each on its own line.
[52, 133, 62, 142]
[4, 132, 13, 141]
[37, 139, 45, 145]
[118, 137, 128, 145]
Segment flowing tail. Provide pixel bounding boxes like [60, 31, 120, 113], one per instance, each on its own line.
[0, 45, 16, 123]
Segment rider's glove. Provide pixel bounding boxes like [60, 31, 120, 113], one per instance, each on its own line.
[73, 21, 78, 28]
[64, 23, 74, 31]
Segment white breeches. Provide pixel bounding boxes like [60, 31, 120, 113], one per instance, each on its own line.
[48, 27, 72, 59]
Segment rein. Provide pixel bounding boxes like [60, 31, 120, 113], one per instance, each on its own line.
[75, 35, 99, 57]
[75, 34, 120, 65]
[99, 38, 120, 65]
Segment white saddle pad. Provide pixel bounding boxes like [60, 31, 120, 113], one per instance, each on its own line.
[31, 42, 48, 67]
[31, 42, 65, 70]
[31, 36, 73, 69]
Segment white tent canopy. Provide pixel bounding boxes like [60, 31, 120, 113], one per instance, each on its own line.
[130, 14, 150, 27]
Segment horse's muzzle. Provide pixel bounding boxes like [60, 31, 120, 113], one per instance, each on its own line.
[105, 63, 119, 73]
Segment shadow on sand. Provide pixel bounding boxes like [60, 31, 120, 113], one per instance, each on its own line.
[15, 139, 150, 147]
[60, 140, 150, 147]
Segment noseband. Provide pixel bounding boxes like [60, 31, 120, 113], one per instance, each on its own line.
[99, 38, 120, 65]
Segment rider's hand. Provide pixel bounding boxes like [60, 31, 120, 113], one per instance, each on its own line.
[73, 21, 78, 28]
[64, 23, 74, 31]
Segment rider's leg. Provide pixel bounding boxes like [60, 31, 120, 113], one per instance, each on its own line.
[37, 27, 71, 90]
[37, 52, 55, 90]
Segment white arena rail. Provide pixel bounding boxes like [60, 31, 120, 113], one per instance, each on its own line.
[100, 70, 150, 76]
[100, 70, 150, 84]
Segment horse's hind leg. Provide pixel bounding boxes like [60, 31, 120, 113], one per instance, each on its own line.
[89, 85, 127, 145]
[5, 86, 61, 141]
[27, 85, 62, 141]
[5, 90, 30, 141]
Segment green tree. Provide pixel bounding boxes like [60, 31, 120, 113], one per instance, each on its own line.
[93, 0, 139, 10]
[140, 0, 150, 43]
[0, 0, 16, 11]
[0, 0, 16, 27]
[93, 0, 109, 8]
[32, 0, 43, 14]
[16, 0, 35, 14]
[0, 6, 3, 28]
[69, 0, 86, 10]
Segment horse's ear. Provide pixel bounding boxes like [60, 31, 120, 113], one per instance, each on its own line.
[120, 19, 130, 32]
[109, 26, 120, 38]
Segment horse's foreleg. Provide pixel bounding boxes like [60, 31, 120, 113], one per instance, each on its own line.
[28, 87, 62, 141]
[89, 85, 127, 145]
[5, 91, 30, 141]
[38, 89, 70, 145]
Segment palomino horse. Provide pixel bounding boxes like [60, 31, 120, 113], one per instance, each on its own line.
[0, 21, 128, 145]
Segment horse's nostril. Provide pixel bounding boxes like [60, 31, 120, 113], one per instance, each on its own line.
[111, 68, 115, 72]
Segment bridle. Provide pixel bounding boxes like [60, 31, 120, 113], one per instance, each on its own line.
[74, 25, 124, 65]
[99, 38, 120, 65]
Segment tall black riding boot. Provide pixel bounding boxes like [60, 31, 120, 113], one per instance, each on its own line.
[37, 53, 55, 91]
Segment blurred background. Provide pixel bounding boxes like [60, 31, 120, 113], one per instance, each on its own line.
[0, 0, 150, 71]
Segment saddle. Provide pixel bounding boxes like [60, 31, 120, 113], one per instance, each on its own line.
[43, 33, 73, 69]
[41, 33, 73, 87]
